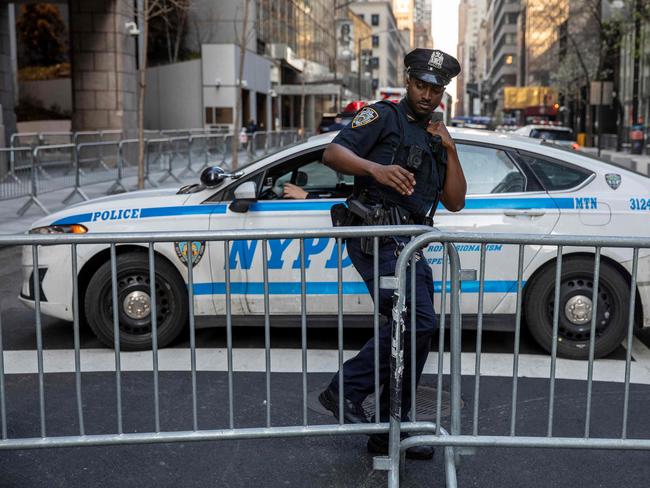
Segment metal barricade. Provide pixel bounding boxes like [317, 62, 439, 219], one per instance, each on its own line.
[158, 136, 189, 184]
[73, 131, 103, 146]
[39, 132, 74, 146]
[10, 132, 40, 149]
[144, 138, 174, 187]
[179, 134, 226, 177]
[17, 144, 77, 215]
[385, 231, 650, 487]
[0, 226, 453, 478]
[0, 147, 34, 200]
[62, 141, 120, 204]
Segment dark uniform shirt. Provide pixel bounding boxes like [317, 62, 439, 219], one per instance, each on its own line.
[332, 98, 444, 217]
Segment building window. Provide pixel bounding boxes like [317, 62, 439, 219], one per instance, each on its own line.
[371, 14, 379, 26]
[205, 107, 234, 125]
[372, 35, 379, 47]
[505, 55, 514, 65]
[370, 57, 380, 69]
[358, 13, 364, 21]
[372, 78, 379, 90]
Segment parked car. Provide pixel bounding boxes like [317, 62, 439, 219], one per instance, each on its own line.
[21, 129, 650, 359]
[514, 124, 577, 148]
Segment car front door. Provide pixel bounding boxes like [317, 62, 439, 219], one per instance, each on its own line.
[224, 149, 369, 315]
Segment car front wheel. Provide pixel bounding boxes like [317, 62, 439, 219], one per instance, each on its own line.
[84, 252, 188, 350]
[525, 256, 630, 360]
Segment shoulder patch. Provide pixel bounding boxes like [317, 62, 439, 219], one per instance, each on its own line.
[351, 107, 379, 128]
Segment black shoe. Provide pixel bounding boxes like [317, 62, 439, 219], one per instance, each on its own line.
[318, 386, 368, 424]
[367, 433, 434, 461]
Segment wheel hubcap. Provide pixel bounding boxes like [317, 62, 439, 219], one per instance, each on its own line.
[564, 295, 593, 325]
[123, 290, 151, 319]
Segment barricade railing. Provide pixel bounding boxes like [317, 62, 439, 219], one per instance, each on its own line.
[18, 143, 77, 215]
[0, 226, 459, 484]
[0, 147, 33, 200]
[62, 141, 121, 204]
[158, 136, 189, 184]
[385, 231, 650, 487]
[5, 130, 307, 209]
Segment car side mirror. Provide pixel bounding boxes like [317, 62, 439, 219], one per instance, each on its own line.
[229, 181, 257, 213]
[200, 166, 244, 188]
[295, 170, 308, 187]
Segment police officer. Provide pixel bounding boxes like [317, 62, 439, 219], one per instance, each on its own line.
[318, 48, 467, 460]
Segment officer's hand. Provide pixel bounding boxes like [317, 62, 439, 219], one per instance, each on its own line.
[283, 183, 309, 199]
[427, 121, 456, 150]
[372, 164, 415, 196]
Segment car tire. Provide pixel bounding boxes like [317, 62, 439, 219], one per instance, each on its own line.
[524, 256, 630, 360]
[84, 252, 188, 350]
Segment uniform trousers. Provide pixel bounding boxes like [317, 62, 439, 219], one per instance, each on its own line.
[327, 236, 437, 421]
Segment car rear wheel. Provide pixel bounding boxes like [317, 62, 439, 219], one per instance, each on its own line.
[84, 252, 188, 350]
[524, 256, 630, 360]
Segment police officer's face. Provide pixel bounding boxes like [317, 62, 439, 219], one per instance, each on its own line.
[406, 77, 445, 116]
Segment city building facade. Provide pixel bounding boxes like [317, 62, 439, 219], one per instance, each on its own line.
[413, 0, 433, 49]
[350, 1, 408, 92]
[481, 0, 519, 119]
[456, 0, 486, 116]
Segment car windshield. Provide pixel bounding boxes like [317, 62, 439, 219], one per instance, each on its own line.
[541, 141, 650, 178]
[530, 129, 574, 141]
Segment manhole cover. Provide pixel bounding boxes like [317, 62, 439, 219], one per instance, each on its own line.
[307, 385, 463, 421]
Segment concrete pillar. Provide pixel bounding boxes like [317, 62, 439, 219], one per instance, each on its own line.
[0, 4, 16, 143]
[69, 0, 137, 133]
[307, 95, 315, 134]
[266, 94, 272, 132]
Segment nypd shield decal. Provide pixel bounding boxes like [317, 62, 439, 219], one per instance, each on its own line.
[351, 107, 379, 128]
[605, 173, 621, 190]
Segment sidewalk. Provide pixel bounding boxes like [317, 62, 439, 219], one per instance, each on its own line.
[0, 155, 252, 235]
[579, 146, 650, 174]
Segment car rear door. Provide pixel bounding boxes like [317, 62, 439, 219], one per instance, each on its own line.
[431, 141, 561, 315]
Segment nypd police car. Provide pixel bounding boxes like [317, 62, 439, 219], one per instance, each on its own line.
[20, 129, 650, 359]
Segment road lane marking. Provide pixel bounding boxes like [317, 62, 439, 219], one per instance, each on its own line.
[2, 348, 649, 384]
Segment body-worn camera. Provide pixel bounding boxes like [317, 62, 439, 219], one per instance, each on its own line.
[404, 145, 424, 171]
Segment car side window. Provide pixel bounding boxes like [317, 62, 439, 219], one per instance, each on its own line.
[257, 153, 354, 200]
[456, 143, 526, 194]
[519, 154, 592, 191]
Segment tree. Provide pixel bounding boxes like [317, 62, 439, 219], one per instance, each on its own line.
[16, 4, 68, 67]
[231, 0, 254, 171]
[549, 0, 647, 145]
[148, 0, 191, 65]
[121, 0, 190, 190]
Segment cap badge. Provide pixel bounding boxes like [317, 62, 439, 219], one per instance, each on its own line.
[429, 51, 444, 69]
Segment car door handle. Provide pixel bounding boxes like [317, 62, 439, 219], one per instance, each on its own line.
[503, 209, 546, 217]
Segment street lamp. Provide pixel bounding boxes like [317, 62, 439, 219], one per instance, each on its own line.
[357, 28, 403, 99]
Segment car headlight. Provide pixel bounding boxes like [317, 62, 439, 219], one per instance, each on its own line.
[28, 224, 88, 234]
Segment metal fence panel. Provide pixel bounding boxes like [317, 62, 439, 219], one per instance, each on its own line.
[2, 228, 650, 486]
[385, 230, 650, 487]
[0, 147, 34, 201]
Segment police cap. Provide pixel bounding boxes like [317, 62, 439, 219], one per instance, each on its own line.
[404, 48, 461, 86]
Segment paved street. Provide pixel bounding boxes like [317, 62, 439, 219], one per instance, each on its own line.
[2, 245, 650, 487]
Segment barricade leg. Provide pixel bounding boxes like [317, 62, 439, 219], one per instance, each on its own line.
[17, 150, 48, 216]
[379, 234, 462, 487]
[178, 137, 197, 177]
[108, 141, 129, 194]
[144, 142, 159, 188]
[158, 139, 182, 184]
[62, 146, 89, 205]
